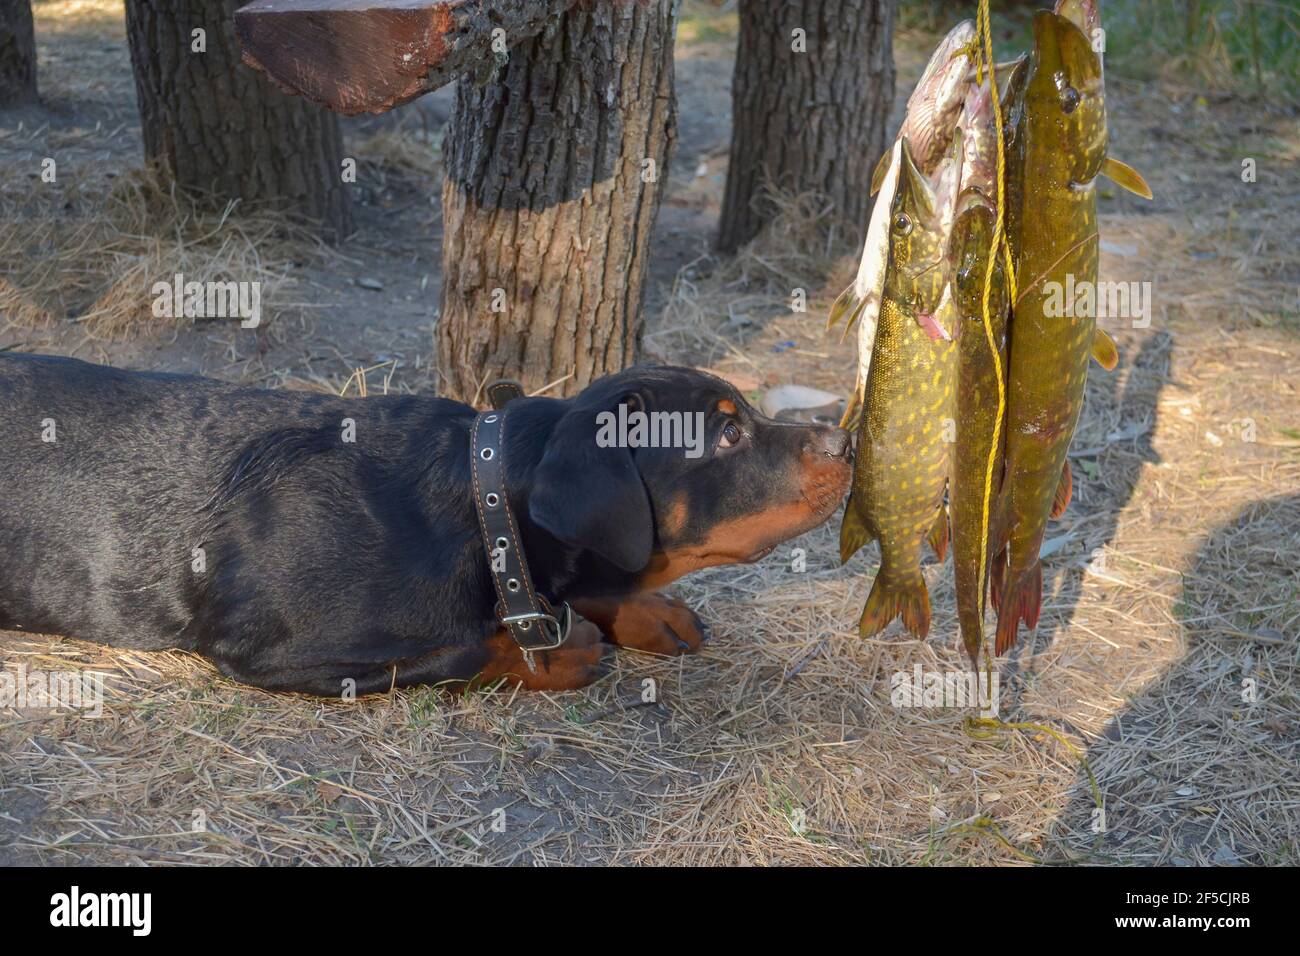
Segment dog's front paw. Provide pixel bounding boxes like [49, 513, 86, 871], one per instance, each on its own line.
[589, 592, 708, 656]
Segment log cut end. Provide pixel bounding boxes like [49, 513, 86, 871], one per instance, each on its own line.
[234, 1, 462, 115]
[235, 0, 575, 116]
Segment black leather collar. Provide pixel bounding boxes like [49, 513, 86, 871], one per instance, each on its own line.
[470, 381, 572, 664]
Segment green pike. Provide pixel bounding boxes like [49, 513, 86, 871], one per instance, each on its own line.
[949, 191, 1008, 666]
[994, 10, 1115, 654]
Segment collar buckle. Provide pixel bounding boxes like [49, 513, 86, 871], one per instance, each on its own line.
[502, 604, 572, 653]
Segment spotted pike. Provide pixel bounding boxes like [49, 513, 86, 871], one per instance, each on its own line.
[840, 139, 956, 639]
[994, 11, 1110, 654]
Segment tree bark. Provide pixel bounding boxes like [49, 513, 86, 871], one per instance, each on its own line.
[436, 0, 677, 403]
[124, 0, 351, 240]
[717, 0, 894, 254]
[0, 0, 37, 107]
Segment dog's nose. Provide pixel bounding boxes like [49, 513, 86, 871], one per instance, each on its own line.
[804, 426, 851, 460]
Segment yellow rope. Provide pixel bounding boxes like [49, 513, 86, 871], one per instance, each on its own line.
[958, 716, 1108, 863]
[973, 0, 1016, 662]
[950, 12, 1116, 868]
[965, 717, 1102, 810]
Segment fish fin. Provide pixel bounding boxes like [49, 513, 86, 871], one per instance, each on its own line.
[926, 507, 950, 563]
[897, 139, 937, 218]
[994, 563, 1042, 655]
[859, 572, 931, 640]
[1050, 460, 1073, 520]
[839, 499, 873, 564]
[826, 283, 857, 330]
[1091, 327, 1120, 371]
[839, 389, 863, 430]
[840, 291, 872, 336]
[870, 148, 892, 196]
[1101, 157, 1153, 200]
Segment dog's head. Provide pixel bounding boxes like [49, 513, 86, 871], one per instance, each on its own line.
[525, 366, 852, 586]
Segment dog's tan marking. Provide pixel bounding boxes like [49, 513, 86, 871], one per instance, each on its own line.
[473, 620, 608, 691]
[571, 592, 704, 655]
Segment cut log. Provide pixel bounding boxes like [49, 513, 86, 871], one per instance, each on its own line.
[234, 0, 580, 116]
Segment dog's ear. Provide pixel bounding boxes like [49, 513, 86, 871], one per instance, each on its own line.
[529, 392, 654, 573]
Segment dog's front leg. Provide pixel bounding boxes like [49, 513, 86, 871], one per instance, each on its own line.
[570, 593, 707, 657]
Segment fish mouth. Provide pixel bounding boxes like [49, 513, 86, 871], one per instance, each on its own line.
[1055, 0, 1100, 39]
[916, 312, 953, 342]
[896, 138, 938, 219]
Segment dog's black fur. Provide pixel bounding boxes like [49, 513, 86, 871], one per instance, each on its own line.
[0, 353, 850, 694]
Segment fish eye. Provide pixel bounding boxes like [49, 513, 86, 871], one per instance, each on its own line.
[1060, 85, 1080, 114]
[893, 213, 913, 235]
[719, 420, 743, 449]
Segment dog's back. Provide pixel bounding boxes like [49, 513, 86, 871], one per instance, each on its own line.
[0, 353, 473, 659]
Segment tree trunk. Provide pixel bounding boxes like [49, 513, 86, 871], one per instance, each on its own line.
[717, 0, 894, 254]
[0, 0, 37, 106]
[124, 0, 351, 240]
[436, 0, 677, 403]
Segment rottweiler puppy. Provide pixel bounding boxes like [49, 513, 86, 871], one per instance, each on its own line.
[0, 354, 851, 695]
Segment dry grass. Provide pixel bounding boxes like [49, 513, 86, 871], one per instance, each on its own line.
[0, 164, 322, 341]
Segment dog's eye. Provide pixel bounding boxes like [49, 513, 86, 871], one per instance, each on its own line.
[719, 421, 742, 449]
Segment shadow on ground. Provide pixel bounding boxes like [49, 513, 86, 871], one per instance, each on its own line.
[1047, 492, 1299, 865]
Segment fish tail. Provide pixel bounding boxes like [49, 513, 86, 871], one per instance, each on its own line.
[859, 570, 931, 640]
[1050, 460, 1073, 520]
[839, 499, 873, 564]
[926, 506, 950, 562]
[994, 562, 1042, 656]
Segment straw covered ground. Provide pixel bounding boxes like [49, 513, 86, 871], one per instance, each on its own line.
[1, 1, 1297, 865]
